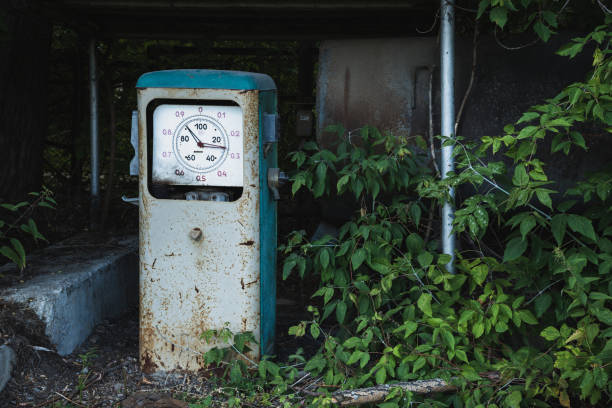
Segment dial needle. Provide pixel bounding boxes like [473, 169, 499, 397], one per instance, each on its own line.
[198, 142, 226, 149]
[184, 125, 205, 148]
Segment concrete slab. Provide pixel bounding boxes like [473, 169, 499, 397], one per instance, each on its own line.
[0, 235, 138, 356]
[0, 345, 16, 393]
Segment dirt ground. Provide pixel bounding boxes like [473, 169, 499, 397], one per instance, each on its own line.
[0, 297, 314, 407]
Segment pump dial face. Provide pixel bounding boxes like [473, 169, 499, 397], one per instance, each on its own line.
[152, 104, 243, 187]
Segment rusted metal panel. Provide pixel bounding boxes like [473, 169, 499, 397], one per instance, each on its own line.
[138, 87, 261, 372]
[316, 38, 437, 146]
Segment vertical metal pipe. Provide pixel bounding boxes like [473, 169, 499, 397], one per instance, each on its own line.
[89, 38, 100, 229]
[440, 0, 456, 273]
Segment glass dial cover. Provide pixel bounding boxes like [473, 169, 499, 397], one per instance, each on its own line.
[152, 104, 243, 187]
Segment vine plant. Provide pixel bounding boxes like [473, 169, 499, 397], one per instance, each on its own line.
[192, 6, 612, 408]
[0, 187, 55, 273]
[278, 16, 612, 408]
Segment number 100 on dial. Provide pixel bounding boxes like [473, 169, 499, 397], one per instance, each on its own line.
[152, 104, 244, 187]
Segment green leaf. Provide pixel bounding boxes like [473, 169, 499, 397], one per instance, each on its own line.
[557, 42, 584, 58]
[473, 207, 489, 229]
[282, 258, 297, 280]
[517, 125, 538, 140]
[310, 324, 320, 340]
[594, 308, 612, 326]
[320, 249, 330, 269]
[519, 310, 538, 325]
[541, 10, 557, 27]
[375, 367, 387, 384]
[512, 165, 529, 187]
[533, 20, 552, 42]
[10, 238, 25, 264]
[360, 352, 370, 368]
[540, 326, 560, 341]
[567, 214, 597, 241]
[336, 301, 347, 324]
[417, 293, 432, 317]
[580, 371, 594, 400]
[337, 174, 350, 192]
[590, 292, 612, 301]
[489, 6, 508, 28]
[505, 390, 522, 408]
[347, 350, 362, 365]
[534, 294, 552, 318]
[343, 337, 362, 349]
[440, 329, 455, 351]
[517, 111, 539, 124]
[536, 189, 552, 209]
[378, 403, 398, 408]
[402, 321, 418, 338]
[410, 203, 422, 226]
[413, 356, 426, 372]
[323, 287, 334, 304]
[520, 216, 536, 240]
[551, 214, 567, 245]
[458, 310, 475, 326]
[0, 245, 23, 269]
[417, 252, 433, 268]
[503, 237, 527, 262]
[351, 248, 367, 270]
[455, 349, 468, 363]
[477, 0, 489, 19]
[472, 321, 485, 338]
[25, 218, 45, 241]
[470, 264, 488, 286]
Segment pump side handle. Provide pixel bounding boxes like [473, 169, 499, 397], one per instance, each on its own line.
[267, 168, 288, 200]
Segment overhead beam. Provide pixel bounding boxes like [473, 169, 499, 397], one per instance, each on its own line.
[58, 0, 433, 10]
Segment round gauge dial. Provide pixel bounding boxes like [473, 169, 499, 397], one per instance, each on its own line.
[151, 103, 243, 187]
[174, 116, 229, 172]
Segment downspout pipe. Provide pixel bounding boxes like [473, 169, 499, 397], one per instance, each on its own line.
[89, 38, 100, 230]
[440, 0, 456, 273]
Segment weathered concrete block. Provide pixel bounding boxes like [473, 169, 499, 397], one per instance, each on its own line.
[0, 345, 16, 393]
[0, 235, 138, 355]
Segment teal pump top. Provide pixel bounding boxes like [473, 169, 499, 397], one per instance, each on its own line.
[136, 69, 276, 91]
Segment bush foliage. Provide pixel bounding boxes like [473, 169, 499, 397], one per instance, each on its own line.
[275, 14, 612, 408]
[196, 10, 612, 408]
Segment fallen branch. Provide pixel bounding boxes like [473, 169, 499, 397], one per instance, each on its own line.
[330, 378, 454, 406]
[330, 372, 500, 406]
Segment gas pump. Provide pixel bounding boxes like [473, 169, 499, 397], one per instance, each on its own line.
[134, 70, 282, 372]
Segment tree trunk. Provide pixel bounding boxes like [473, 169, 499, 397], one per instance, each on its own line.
[0, 2, 51, 202]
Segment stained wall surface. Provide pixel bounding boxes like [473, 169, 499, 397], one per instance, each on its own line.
[316, 35, 609, 190]
[316, 38, 437, 146]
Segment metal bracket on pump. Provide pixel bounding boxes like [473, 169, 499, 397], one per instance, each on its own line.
[263, 113, 279, 157]
[122, 110, 140, 207]
[263, 112, 286, 200]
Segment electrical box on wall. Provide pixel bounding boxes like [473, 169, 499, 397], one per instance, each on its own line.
[135, 70, 279, 372]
